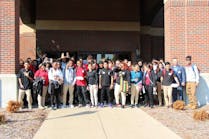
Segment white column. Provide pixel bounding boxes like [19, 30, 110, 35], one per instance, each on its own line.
[196, 74, 209, 106]
[0, 74, 18, 108]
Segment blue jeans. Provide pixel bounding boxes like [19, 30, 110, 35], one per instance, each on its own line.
[172, 87, 183, 102]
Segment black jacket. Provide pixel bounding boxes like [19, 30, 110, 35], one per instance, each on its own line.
[113, 67, 121, 84]
[33, 77, 44, 95]
[87, 70, 98, 85]
[17, 68, 34, 90]
[119, 70, 131, 85]
[99, 68, 113, 87]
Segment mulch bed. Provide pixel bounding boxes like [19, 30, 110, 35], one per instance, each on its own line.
[141, 105, 209, 139]
[0, 108, 49, 139]
[1, 105, 209, 139]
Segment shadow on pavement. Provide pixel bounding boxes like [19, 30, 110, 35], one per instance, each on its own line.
[46, 111, 97, 120]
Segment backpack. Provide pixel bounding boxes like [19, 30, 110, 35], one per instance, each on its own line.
[191, 64, 200, 79]
[192, 64, 200, 74]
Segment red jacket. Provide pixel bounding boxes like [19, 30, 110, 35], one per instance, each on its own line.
[30, 64, 36, 73]
[76, 67, 87, 86]
[34, 69, 49, 86]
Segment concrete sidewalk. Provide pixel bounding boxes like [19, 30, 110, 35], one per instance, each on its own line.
[33, 107, 182, 139]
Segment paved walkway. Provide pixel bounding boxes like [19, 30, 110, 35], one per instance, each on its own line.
[34, 107, 181, 139]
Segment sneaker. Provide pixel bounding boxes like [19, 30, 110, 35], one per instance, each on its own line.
[100, 103, 104, 108]
[187, 104, 192, 108]
[54, 106, 58, 110]
[91, 105, 95, 108]
[50, 105, 54, 110]
[51, 105, 56, 110]
[121, 105, 125, 109]
[104, 102, 107, 106]
[78, 104, 82, 108]
[108, 104, 113, 108]
[117, 104, 121, 107]
[191, 105, 197, 110]
[70, 105, 75, 108]
[86, 104, 90, 108]
[130, 105, 134, 108]
[144, 104, 148, 107]
[62, 105, 67, 109]
[159, 103, 163, 107]
[38, 106, 45, 110]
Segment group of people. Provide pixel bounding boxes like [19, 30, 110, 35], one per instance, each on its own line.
[17, 53, 200, 110]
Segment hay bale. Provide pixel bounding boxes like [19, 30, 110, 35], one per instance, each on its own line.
[6, 101, 22, 113]
[173, 100, 185, 110]
[0, 113, 6, 124]
[193, 110, 209, 121]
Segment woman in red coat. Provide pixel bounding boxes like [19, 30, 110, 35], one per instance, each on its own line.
[34, 63, 49, 108]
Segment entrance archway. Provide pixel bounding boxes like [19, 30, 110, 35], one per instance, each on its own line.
[20, 0, 164, 62]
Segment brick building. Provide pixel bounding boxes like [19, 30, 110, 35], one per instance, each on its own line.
[0, 0, 208, 107]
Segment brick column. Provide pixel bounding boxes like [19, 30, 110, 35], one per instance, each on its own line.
[164, 0, 209, 73]
[0, 0, 19, 107]
[165, 0, 209, 106]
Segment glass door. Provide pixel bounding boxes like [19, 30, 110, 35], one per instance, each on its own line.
[77, 52, 131, 62]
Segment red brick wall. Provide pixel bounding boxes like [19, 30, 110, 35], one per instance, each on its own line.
[165, 0, 209, 73]
[0, 0, 19, 74]
[20, 32, 36, 60]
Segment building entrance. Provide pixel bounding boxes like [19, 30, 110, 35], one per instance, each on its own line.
[20, 0, 164, 62]
[77, 52, 131, 62]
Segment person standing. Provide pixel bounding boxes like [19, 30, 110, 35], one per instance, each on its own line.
[127, 61, 132, 71]
[60, 52, 69, 73]
[97, 61, 104, 104]
[184, 56, 199, 109]
[137, 59, 143, 71]
[48, 61, 63, 110]
[119, 62, 130, 108]
[76, 60, 90, 107]
[153, 62, 163, 106]
[156, 62, 165, 106]
[161, 62, 179, 108]
[87, 63, 98, 107]
[34, 63, 49, 109]
[113, 60, 121, 107]
[99, 61, 114, 108]
[26, 58, 36, 74]
[17, 61, 34, 110]
[130, 64, 143, 108]
[62, 60, 76, 108]
[171, 58, 186, 102]
[142, 63, 156, 108]
[45, 62, 52, 72]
